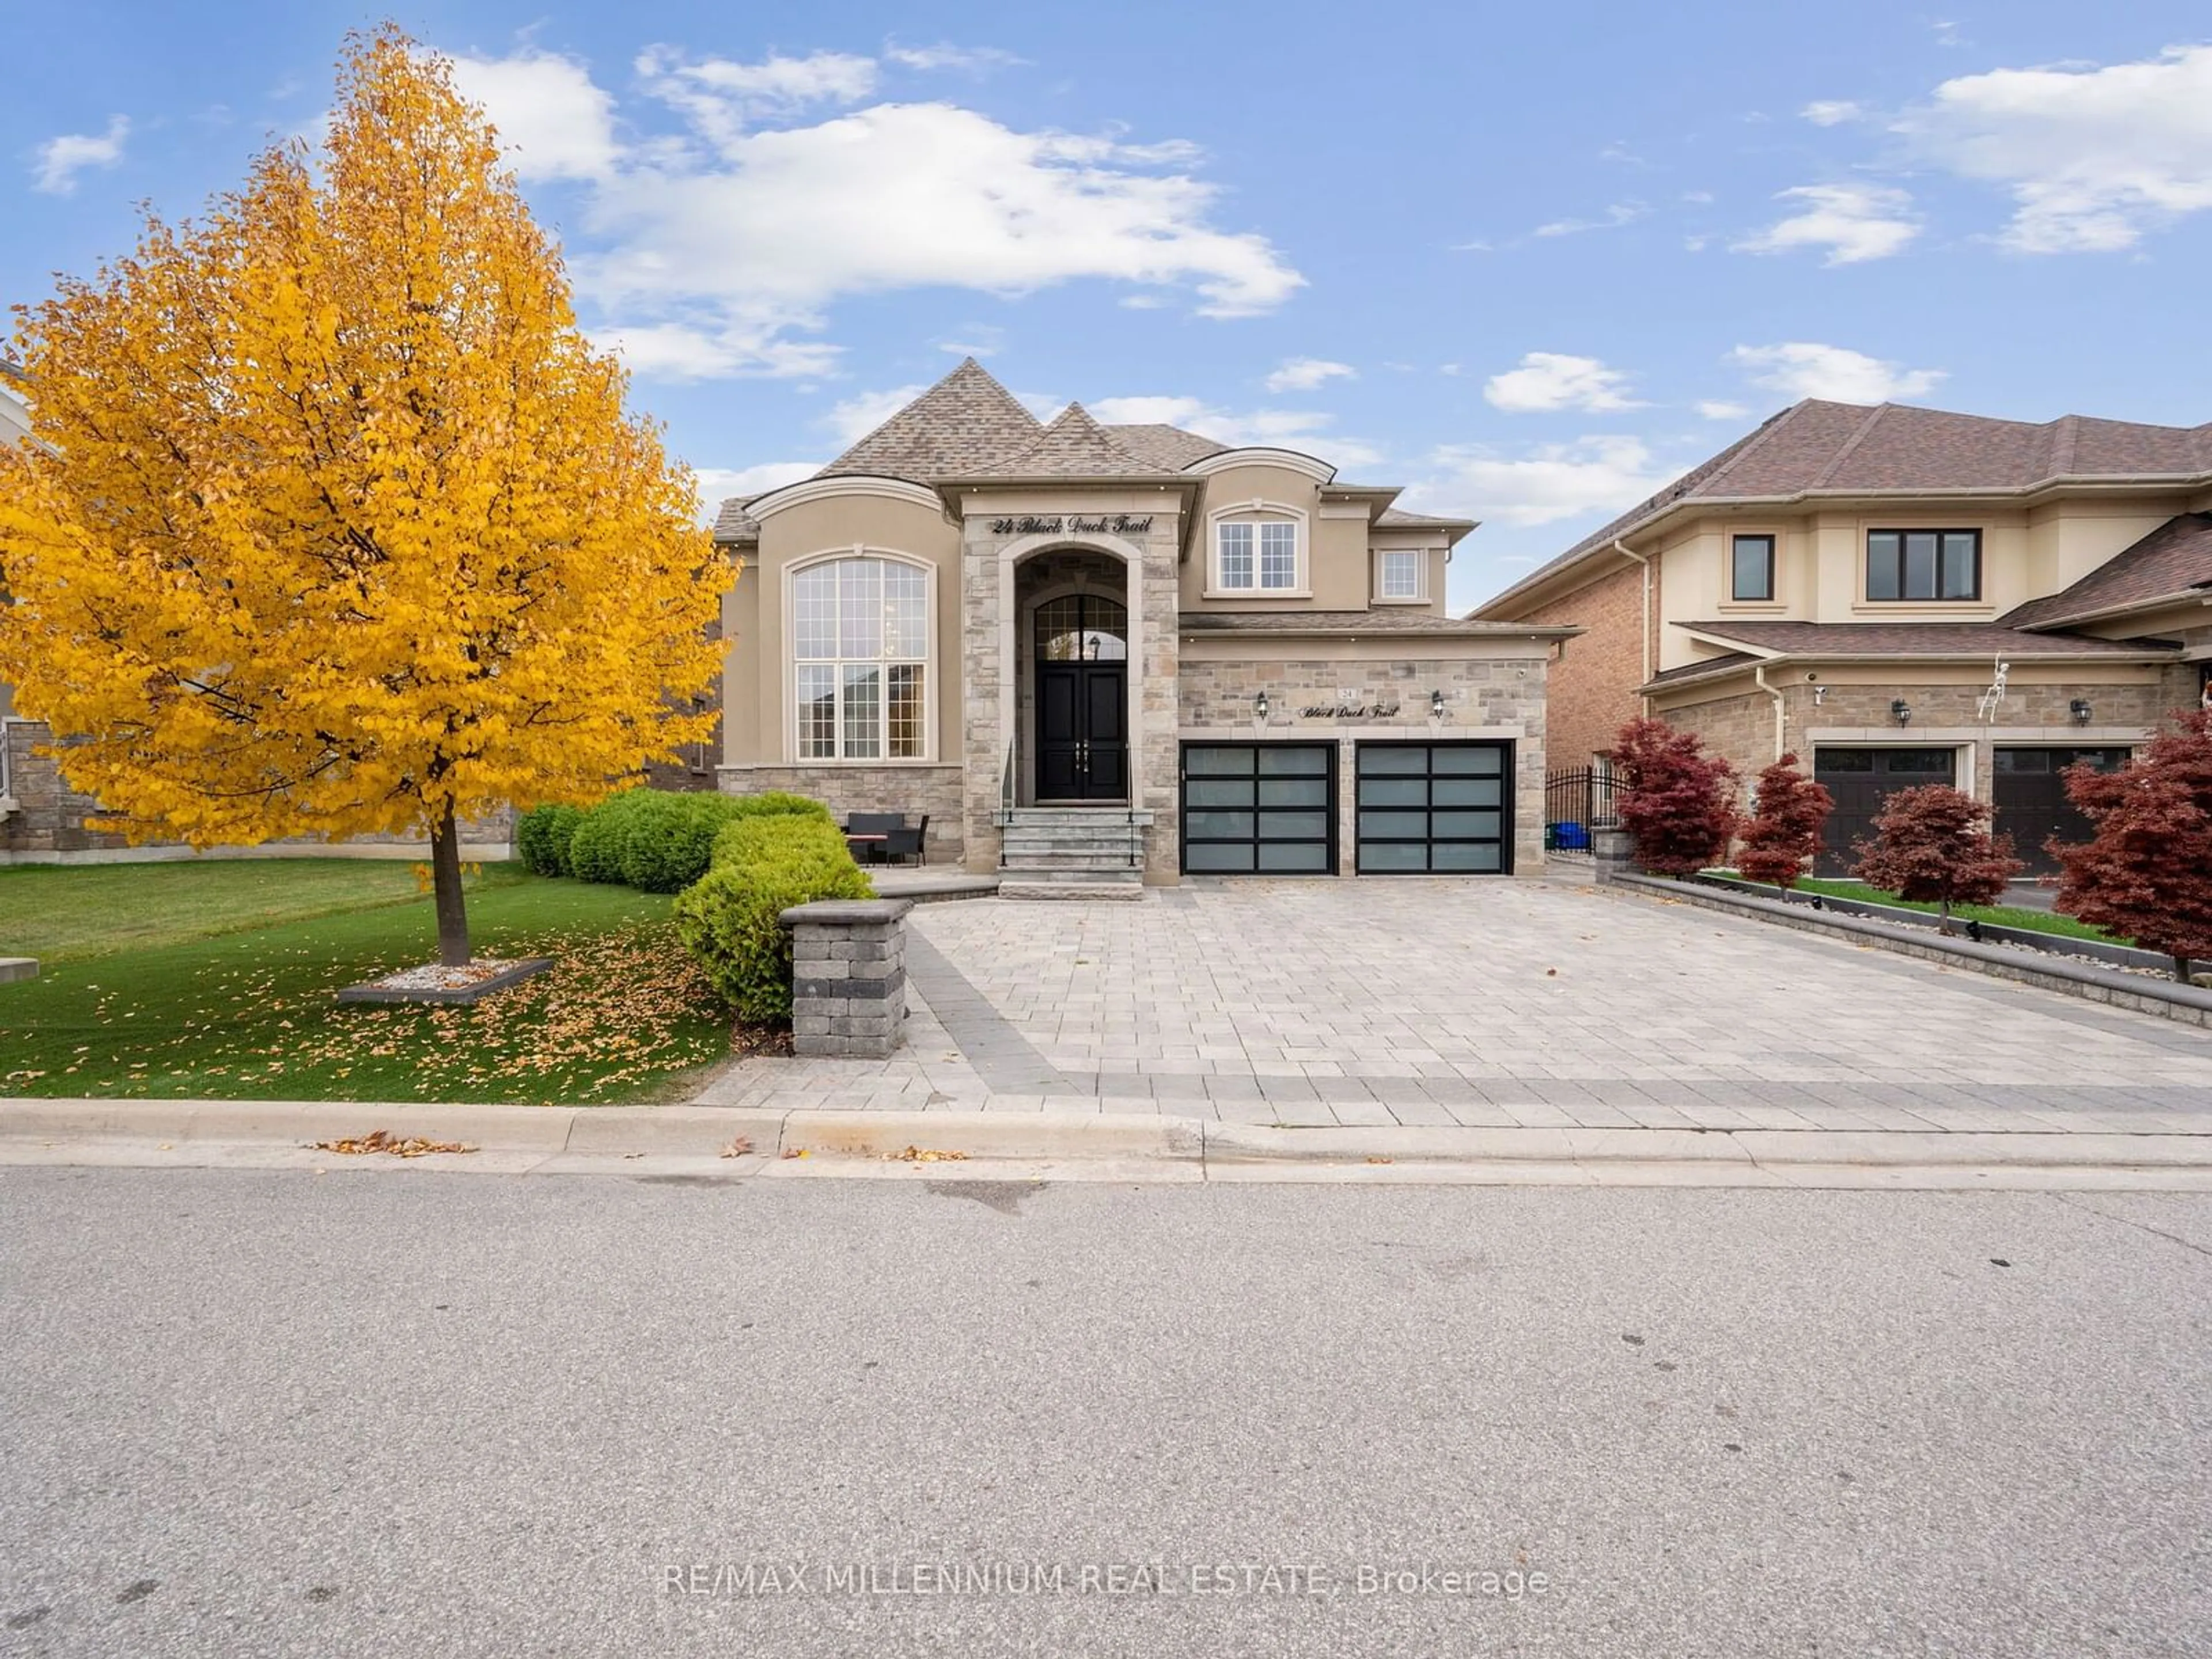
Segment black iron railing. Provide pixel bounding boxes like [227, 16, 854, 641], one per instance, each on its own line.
[1544, 767, 1619, 855]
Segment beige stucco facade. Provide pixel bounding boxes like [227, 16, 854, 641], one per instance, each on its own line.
[713, 372, 1574, 882]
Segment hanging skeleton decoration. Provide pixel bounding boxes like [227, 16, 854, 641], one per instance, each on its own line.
[1975, 657, 2010, 722]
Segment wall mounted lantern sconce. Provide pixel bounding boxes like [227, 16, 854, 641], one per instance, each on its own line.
[1254, 691, 1270, 726]
[1890, 698, 1912, 727]
[2069, 698, 2093, 726]
[1430, 688, 1447, 721]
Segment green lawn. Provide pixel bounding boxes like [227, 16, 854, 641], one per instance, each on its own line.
[0, 864, 734, 1103]
[0, 857, 528, 964]
[1787, 876, 2122, 945]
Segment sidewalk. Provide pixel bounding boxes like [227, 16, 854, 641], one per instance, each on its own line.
[5, 1096, 2210, 1190]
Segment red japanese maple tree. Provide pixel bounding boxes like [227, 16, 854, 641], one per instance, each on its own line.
[1853, 784, 2021, 935]
[1735, 753, 1834, 891]
[2050, 709, 2212, 983]
[1610, 717, 1739, 877]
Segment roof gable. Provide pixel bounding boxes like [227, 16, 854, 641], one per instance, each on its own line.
[821, 358, 1043, 481]
[998, 403, 1162, 476]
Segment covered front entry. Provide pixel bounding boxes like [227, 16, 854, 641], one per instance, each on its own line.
[1034, 593, 1128, 801]
[1812, 747, 1957, 876]
[1994, 747, 2129, 875]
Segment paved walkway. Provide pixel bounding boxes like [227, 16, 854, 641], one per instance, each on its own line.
[691, 880, 2212, 1131]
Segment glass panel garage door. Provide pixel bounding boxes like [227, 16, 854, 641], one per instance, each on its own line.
[1180, 743, 1337, 874]
[1356, 742, 1513, 874]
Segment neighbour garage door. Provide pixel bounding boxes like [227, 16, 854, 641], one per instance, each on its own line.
[1994, 747, 2129, 876]
[1355, 741, 1514, 874]
[1812, 747, 1956, 877]
[1179, 743, 1337, 874]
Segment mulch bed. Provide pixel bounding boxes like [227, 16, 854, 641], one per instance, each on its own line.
[732, 1019, 795, 1059]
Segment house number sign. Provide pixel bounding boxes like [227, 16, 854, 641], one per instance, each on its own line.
[988, 515, 1154, 535]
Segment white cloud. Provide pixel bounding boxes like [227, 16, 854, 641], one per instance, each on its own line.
[1088, 395, 1385, 469]
[1801, 100, 1864, 127]
[1530, 201, 1647, 238]
[597, 321, 839, 381]
[884, 41, 1027, 74]
[1902, 44, 2212, 253]
[826, 384, 930, 446]
[31, 115, 129, 195]
[1728, 342, 1946, 403]
[1732, 183, 1920, 264]
[1263, 357, 1355, 393]
[936, 325, 1005, 357]
[693, 461, 821, 510]
[1409, 436, 1672, 528]
[1483, 353, 1645, 414]
[1696, 399, 1751, 420]
[453, 50, 619, 181]
[579, 100, 1302, 368]
[636, 48, 878, 146]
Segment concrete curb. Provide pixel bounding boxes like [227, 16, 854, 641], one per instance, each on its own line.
[1613, 873, 2212, 1030]
[4, 1097, 2209, 1177]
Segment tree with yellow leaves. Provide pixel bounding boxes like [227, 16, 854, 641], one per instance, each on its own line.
[0, 26, 725, 967]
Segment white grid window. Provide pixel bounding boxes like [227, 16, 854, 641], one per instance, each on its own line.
[1378, 550, 1421, 599]
[1216, 520, 1299, 591]
[793, 558, 928, 760]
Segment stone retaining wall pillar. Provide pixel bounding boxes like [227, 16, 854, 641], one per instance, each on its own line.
[781, 897, 912, 1058]
[1592, 828, 1636, 884]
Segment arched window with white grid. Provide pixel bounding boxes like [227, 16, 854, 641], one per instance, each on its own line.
[790, 555, 930, 760]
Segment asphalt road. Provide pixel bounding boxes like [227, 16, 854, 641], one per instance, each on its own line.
[2, 1168, 2207, 1658]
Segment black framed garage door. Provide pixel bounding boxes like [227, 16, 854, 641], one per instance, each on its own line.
[1812, 747, 1956, 876]
[1179, 743, 1337, 874]
[1355, 741, 1514, 874]
[1994, 747, 2129, 876]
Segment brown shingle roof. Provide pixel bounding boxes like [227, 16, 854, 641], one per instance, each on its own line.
[1677, 619, 2179, 659]
[995, 403, 1166, 477]
[1105, 422, 1228, 471]
[2003, 514, 2212, 629]
[1477, 399, 2212, 617]
[821, 358, 1044, 480]
[712, 498, 760, 543]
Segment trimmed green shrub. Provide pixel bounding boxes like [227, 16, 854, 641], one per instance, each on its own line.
[515, 803, 585, 877]
[675, 816, 873, 1023]
[727, 790, 835, 825]
[567, 789, 651, 884]
[620, 793, 748, 894]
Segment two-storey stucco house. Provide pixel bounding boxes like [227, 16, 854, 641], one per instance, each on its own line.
[1473, 399, 2212, 873]
[712, 359, 1575, 889]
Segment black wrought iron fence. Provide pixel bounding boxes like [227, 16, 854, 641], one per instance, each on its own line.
[1544, 767, 1619, 855]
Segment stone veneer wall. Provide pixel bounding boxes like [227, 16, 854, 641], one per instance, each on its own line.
[1, 718, 513, 859]
[718, 763, 965, 866]
[1178, 653, 1551, 876]
[1659, 666, 2202, 796]
[963, 521, 1183, 881]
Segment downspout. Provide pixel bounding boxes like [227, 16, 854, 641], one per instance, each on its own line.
[1753, 664, 1786, 762]
[1612, 539, 1652, 715]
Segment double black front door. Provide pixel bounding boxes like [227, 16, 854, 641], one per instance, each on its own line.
[1035, 594, 1128, 801]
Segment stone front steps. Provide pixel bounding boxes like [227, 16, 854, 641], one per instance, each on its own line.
[997, 807, 1152, 901]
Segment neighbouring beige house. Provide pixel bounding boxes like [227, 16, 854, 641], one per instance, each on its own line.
[1472, 399, 2212, 873]
[713, 359, 1574, 889]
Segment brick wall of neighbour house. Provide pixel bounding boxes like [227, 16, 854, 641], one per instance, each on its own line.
[1659, 669, 2203, 808]
[1, 718, 514, 858]
[1513, 559, 1647, 771]
[639, 612, 726, 793]
[1177, 653, 1552, 876]
[717, 763, 966, 867]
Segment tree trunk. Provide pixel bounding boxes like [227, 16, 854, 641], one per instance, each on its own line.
[430, 804, 471, 967]
[2175, 953, 2192, 986]
[1937, 896, 1952, 937]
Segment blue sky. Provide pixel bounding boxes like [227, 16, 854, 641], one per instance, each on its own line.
[10, 1, 2212, 609]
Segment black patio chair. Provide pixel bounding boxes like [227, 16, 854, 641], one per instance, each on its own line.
[843, 812, 904, 866]
[882, 814, 929, 867]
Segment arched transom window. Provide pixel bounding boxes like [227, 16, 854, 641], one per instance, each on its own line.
[1035, 594, 1128, 661]
[793, 557, 929, 760]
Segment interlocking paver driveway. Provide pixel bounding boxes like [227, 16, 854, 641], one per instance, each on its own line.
[696, 878, 2212, 1130]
